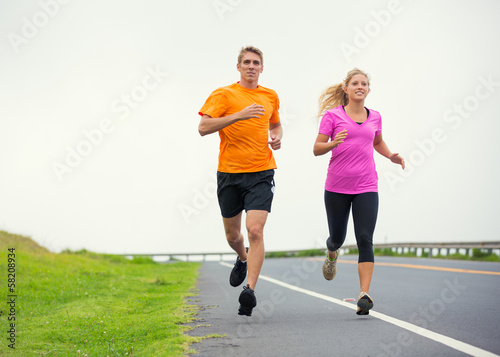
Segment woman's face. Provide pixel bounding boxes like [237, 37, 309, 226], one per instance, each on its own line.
[344, 74, 370, 102]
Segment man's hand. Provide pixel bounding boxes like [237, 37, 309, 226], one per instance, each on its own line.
[237, 103, 265, 121]
[268, 135, 281, 150]
[198, 103, 265, 136]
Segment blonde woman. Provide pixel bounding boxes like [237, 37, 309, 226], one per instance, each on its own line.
[313, 68, 404, 315]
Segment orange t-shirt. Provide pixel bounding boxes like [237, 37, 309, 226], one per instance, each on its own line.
[199, 82, 280, 173]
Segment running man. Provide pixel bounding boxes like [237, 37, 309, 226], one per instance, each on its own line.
[198, 46, 282, 316]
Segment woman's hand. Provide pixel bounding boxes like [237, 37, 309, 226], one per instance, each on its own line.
[390, 153, 405, 169]
[313, 130, 347, 156]
[332, 129, 347, 148]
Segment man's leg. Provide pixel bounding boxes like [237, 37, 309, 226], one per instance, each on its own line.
[222, 212, 248, 261]
[245, 209, 268, 290]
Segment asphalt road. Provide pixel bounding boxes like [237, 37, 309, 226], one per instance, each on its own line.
[186, 255, 500, 357]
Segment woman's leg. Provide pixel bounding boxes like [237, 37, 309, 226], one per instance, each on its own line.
[324, 190, 353, 254]
[322, 191, 352, 280]
[352, 192, 379, 294]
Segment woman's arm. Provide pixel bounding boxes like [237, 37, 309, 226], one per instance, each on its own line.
[373, 134, 405, 169]
[313, 130, 347, 156]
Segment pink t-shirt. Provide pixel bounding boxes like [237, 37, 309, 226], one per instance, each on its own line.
[318, 106, 382, 194]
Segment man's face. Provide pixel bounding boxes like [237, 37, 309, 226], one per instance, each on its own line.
[237, 52, 263, 84]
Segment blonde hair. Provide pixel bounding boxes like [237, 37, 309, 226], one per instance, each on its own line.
[238, 46, 264, 65]
[317, 68, 370, 118]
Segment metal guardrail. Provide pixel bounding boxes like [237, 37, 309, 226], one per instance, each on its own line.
[118, 241, 500, 261]
[344, 242, 500, 258]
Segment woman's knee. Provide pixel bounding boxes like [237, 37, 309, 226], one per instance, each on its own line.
[326, 237, 343, 251]
[357, 237, 374, 262]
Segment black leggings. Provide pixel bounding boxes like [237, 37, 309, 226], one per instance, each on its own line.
[324, 191, 379, 263]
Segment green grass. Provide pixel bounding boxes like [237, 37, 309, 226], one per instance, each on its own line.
[0, 231, 204, 356]
[373, 248, 418, 258]
[265, 249, 325, 258]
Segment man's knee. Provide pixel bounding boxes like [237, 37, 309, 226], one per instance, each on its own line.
[226, 230, 242, 244]
[247, 225, 264, 241]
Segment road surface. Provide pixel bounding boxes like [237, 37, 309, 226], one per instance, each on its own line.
[187, 255, 500, 356]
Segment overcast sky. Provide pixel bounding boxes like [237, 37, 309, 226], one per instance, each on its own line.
[1, 0, 499, 254]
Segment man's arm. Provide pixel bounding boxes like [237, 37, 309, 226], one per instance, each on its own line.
[198, 104, 265, 136]
[268, 121, 283, 150]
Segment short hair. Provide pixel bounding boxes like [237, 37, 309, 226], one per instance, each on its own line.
[237, 46, 264, 65]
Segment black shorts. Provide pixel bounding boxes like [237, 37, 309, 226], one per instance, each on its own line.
[217, 169, 275, 218]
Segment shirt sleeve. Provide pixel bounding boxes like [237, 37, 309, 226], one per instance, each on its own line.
[375, 114, 382, 137]
[318, 111, 334, 137]
[198, 87, 227, 118]
[269, 90, 280, 124]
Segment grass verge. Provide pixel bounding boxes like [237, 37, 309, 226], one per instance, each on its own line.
[265, 249, 325, 258]
[0, 231, 202, 356]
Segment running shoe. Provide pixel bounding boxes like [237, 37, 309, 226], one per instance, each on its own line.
[322, 251, 338, 280]
[229, 248, 248, 287]
[238, 284, 257, 316]
[356, 291, 374, 315]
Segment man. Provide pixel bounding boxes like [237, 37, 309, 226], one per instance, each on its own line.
[198, 46, 282, 316]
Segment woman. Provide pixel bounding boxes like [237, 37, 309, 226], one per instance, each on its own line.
[313, 68, 405, 315]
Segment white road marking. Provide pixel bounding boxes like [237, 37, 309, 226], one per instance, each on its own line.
[220, 261, 498, 357]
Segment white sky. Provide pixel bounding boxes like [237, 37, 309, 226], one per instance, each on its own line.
[1, 0, 499, 254]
